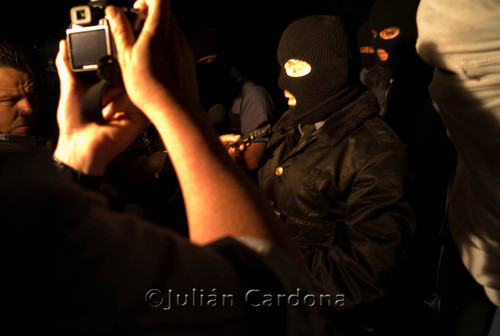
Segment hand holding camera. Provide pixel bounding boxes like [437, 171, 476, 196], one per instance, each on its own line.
[54, 37, 149, 176]
[65, 0, 145, 123]
[105, 0, 202, 124]
[66, 0, 145, 76]
[54, 0, 151, 174]
[55, 0, 200, 175]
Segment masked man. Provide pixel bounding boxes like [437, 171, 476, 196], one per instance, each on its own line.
[257, 15, 416, 335]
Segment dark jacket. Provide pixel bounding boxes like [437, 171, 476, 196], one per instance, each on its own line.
[0, 134, 50, 153]
[257, 90, 416, 322]
[0, 149, 322, 335]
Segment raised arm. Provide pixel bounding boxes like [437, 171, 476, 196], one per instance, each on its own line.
[52, 0, 302, 266]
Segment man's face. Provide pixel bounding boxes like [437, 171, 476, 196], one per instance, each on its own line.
[0, 67, 38, 135]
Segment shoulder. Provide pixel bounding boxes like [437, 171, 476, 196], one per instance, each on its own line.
[240, 81, 273, 101]
[333, 116, 408, 169]
[361, 116, 405, 148]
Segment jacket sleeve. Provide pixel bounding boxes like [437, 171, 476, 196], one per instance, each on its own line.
[341, 143, 415, 305]
[0, 149, 320, 335]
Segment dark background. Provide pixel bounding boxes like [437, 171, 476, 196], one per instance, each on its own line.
[3, 0, 375, 115]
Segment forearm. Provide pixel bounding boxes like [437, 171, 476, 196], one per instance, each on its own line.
[146, 96, 297, 255]
[243, 142, 267, 171]
[104, 3, 303, 266]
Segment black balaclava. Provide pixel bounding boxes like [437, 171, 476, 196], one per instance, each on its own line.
[277, 15, 361, 127]
[368, 0, 419, 73]
[188, 26, 238, 112]
[195, 56, 235, 110]
[357, 21, 377, 70]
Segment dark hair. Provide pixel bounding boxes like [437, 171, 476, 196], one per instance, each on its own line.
[0, 38, 36, 79]
[0, 38, 59, 138]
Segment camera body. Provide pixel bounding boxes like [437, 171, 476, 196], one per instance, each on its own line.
[66, 18, 113, 72]
[66, 0, 144, 73]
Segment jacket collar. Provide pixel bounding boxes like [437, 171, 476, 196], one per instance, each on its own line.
[267, 89, 379, 162]
[316, 89, 379, 146]
[0, 134, 48, 153]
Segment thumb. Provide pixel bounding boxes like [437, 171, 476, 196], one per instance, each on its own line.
[55, 40, 72, 85]
[106, 5, 135, 64]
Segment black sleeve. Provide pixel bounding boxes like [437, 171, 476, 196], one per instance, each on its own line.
[0, 149, 321, 335]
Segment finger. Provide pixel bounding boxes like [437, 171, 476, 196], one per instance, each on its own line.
[55, 40, 68, 68]
[102, 92, 146, 123]
[227, 147, 238, 158]
[133, 0, 148, 11]
[55, 40, 72, 85]
[106, 5, 135, 65]
[136, 0, 171, 37]
[221, 134, 242, 142]
[102, 104, 121, 121]
[102, 86, 126, 107]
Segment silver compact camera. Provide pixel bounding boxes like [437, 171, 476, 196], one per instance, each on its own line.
[66, 0, 144, 72]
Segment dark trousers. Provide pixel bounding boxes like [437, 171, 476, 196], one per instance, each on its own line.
[430, 225, 497, 336]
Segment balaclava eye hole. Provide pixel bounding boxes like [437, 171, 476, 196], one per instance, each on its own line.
[284, 59, 311, 78]
[379, 27, 400, 40]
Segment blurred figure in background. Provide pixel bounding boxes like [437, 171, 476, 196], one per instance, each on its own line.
[366, 1, 458, 318]
[356, 21, 377, 85]
[365, 0, 431, 139]
[417, 1, 500, 335]
[189, 26, 275, 173]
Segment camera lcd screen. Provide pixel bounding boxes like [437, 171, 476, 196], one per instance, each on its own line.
[68, 28, 109, 70]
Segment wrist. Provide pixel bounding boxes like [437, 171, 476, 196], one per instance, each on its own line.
[54, 136, 109, 176]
